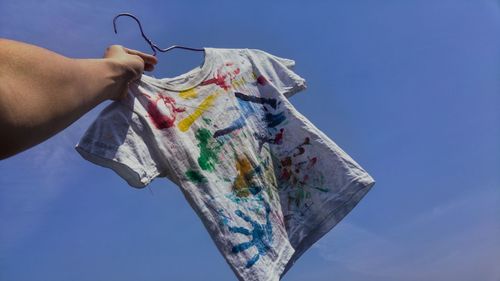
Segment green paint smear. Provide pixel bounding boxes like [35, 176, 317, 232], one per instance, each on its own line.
[196, 128, 221, 171]
[185, 169, 206, 184]
[202, 117, 212, 125]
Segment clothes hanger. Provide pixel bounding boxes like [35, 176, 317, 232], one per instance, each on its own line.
[112, 13, 204, 56]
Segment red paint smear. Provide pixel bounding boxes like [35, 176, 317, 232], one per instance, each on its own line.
[280, 169, 291, 181]
[281, 156, 292, 167]
[201, 72, 231, 91]
[201, 64, 240, 91]
[257, 75, 267, 85]
[144, 93, 185, 130]
[299, 174, 310, 185]
[274, 128, 284, 144]
[307, 157, 318, 169]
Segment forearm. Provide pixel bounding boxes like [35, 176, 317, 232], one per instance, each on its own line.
[0, 39, 131, 159]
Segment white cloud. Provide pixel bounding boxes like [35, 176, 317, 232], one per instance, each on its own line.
[314, 186, 500, 281]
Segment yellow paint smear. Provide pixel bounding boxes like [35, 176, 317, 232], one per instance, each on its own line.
[177, 93, 218, 132]
[233, 154, 253, 197]
[231, 76, 247, 90]
[179, 88, 197, 99]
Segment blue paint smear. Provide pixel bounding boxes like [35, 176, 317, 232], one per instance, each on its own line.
[214, 98, 261, 138]
[263, 112, 286, 128]
[225, 200, 273, 268]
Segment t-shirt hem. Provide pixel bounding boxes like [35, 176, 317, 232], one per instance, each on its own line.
[266, 245, 295, 281]
[281, 174, 375, 276]
[234, 244, 295, 281]
[75, 143, 159, 189]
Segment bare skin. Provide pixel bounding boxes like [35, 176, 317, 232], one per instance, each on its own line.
[0, 38, 158, 159]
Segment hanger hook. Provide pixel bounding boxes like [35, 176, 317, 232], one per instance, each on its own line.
[112, 13, 158, 56]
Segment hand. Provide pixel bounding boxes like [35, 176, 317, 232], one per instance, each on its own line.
[0, 39, 160, 158]
[103, 45, 158, 100]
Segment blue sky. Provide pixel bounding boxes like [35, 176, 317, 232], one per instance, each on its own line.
[1, 1, 499, 280]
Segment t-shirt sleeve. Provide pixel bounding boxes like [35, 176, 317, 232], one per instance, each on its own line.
[245, 48, 307, 98]
[75, 101, 166, 188]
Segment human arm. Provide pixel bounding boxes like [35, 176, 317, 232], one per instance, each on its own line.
[0, 39, 157, 159]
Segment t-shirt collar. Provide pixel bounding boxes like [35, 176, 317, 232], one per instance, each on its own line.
[139, 47, 215, 92]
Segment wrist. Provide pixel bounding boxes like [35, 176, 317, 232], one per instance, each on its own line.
[101, 58, 136, 100]
[71, 58, 139, 102]
[103, 58, 133, 83]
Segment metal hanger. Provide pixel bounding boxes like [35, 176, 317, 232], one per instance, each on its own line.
[112, 13, 204, 56]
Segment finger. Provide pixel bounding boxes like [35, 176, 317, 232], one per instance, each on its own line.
[144, 63, 155, 72]
[123, 47, 158, 65]
[104, 44, 126, 57]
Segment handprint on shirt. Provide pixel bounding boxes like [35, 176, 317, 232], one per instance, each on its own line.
[200, 62, 241, 91]
[224, 200, 273, 268]
[142, 92, 186, 129]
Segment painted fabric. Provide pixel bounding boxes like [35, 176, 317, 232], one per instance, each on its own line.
[76, 48, 375, 281]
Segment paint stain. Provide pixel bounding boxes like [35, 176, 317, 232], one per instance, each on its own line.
[214, 91, 284, 138]
[213, 96, 258, 138]
[213, 116, 246, 138]
[201, 73, 231, 91]
[179, 88, 198, 99]
[263, 112, 286, 128]
[217, 90, 282, 138]
[233, 155, 253, 197]
[178, 93, 218, 132]
[293, 137, 310, 156]
[278, 138, 329, 214]
[202, 117, 212, 125]
[235, 92, 277, 109]
[232, 154, 264, 197]
[185, 169, 206, 184]
[274, 128, 284, 144]
[224, 200, 273, 268]
[257, 75, 267, 85]
[231, 76, 247, 90]
[201, 64, 241, 91]
[280, 156, 293, 181]
[143, 93, 186, 130]
[255, 128, 285, 152]
[307, 157, 318, 168]
[196, 128, 221, 171]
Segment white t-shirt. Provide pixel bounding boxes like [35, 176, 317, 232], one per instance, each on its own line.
[76, 48, 375, 281]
